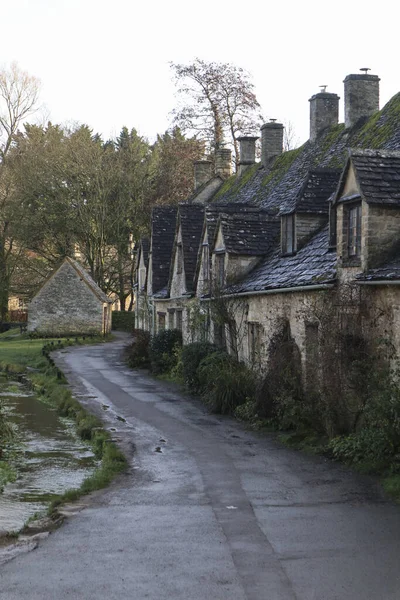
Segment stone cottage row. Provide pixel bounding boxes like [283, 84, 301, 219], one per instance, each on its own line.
[136, 70, 400, 380]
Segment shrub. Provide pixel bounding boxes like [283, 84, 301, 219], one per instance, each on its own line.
[255, 321, 305, 430]
[126, 329, 151, 368]
[181, 341, 219, 392]
[197, 352, 256, 414]
[112, 311, 135, 332]
[149, 329, 183, 374]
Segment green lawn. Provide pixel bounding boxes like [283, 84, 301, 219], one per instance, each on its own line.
[0, 334, 48, 371]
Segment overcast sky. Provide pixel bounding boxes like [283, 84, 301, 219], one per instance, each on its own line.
[1, 0, 398, 146]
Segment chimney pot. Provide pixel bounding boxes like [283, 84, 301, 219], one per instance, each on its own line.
[309, 91, 339, 142]
[260, 121, 284, 167]
[344, 72, 380, 128]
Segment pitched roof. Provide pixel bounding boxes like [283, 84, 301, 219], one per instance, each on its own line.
[177, 203, 205, 293]
[350, 150, 400, 206]
[356, 247, 400, 282]
[151, 206, 177, 293]
[32, 257, 112, 304]
[281, 169, 342, 215]
[225, 225, 336, 295]
[217, 208, 280, 255]
[212, 92, 400, 217]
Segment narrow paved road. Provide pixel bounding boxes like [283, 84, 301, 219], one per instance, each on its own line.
[1, 335, 400, 600]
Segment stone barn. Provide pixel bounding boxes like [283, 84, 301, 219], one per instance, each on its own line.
[28, 257, 113, 336]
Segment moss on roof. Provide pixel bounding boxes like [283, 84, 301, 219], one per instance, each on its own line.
[209, 92, 400, 214]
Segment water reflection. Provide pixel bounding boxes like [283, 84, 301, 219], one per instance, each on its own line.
[0, 381, 97, 532]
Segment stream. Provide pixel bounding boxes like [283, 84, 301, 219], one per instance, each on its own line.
[0, 377, 97, 534]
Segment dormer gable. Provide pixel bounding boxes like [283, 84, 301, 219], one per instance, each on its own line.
[147, 206, 177, 297]
[136, 238, 149, 293]
[169, 203, 204, 298]
[333, 150, 400, 272]
[280, 169, 341, 255]
[210, 206, 279, 288]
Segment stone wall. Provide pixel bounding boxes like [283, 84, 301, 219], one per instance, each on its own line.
[28, 262, 106, 336]
[364, 204, 400, 269]
[296, 214, 327, 250]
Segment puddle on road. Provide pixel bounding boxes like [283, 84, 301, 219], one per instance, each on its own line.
[0, 380, 97, 533]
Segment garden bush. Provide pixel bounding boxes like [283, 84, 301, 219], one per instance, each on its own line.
[181, 341, 219, 392]
[112, 311, 135, 332]
[125, 329, 151, 368]
[197, 351, 256, 414]
[149, 329, 183, 374]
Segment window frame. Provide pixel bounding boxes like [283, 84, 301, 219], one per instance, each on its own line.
[176, 309, 183, 332]
[347, 204, 362, 258]
[157, 312, 166, 331]
[281, 214, 296, 255]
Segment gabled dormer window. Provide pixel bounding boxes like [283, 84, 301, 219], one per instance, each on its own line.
[281, 214, 295, 255]
[177, 243, 183, 274]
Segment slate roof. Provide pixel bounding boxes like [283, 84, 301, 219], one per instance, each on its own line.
[281, 169, 342, 215]
[225, 225, 336, 295]
[151, 206, 177, 293]
[347, 150, 400, 206]
[217, 209, 280, 255]
[356, 252, 400, 282]
[178, 204, 205, 293]
[213, 92, 400, 218]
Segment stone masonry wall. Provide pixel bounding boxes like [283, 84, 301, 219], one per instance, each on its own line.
[364, 204, 400, 269]
[28, 262, 104, 335]
[296, 214, 327, 250]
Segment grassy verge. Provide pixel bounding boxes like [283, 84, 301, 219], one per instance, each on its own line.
[0, 332, 127, 526]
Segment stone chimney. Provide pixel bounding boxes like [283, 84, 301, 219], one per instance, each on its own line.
[344, 70, 380, 128]
[237, 136, 258, 176]
[261, 120, 284, 167]
[215, 147, 232, 179]
[194, 160, 213, 190]
[309, 88, 339, 141]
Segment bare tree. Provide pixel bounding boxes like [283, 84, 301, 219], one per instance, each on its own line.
[170, 59, 263, 170]
[283, 120, 300, 152]
[0, 62, 41, 161]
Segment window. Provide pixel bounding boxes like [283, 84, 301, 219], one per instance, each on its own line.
[216, 252, 225, 287]
[176, 309, 183, 332]
[202, 244, 210, 282]
[168, 309, 175, 329]
[177, 243, 183, 274]
[248, 322, 262, 365]
[157, 312, 166, 331]
[281, 214, 295, 255]
[348, 205, 361, 257]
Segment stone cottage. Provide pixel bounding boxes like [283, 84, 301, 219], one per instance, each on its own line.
[28, 257, 113, 336]
[136, 69, 400, 385]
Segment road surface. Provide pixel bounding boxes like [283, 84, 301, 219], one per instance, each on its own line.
[1, 334, 400, 599]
